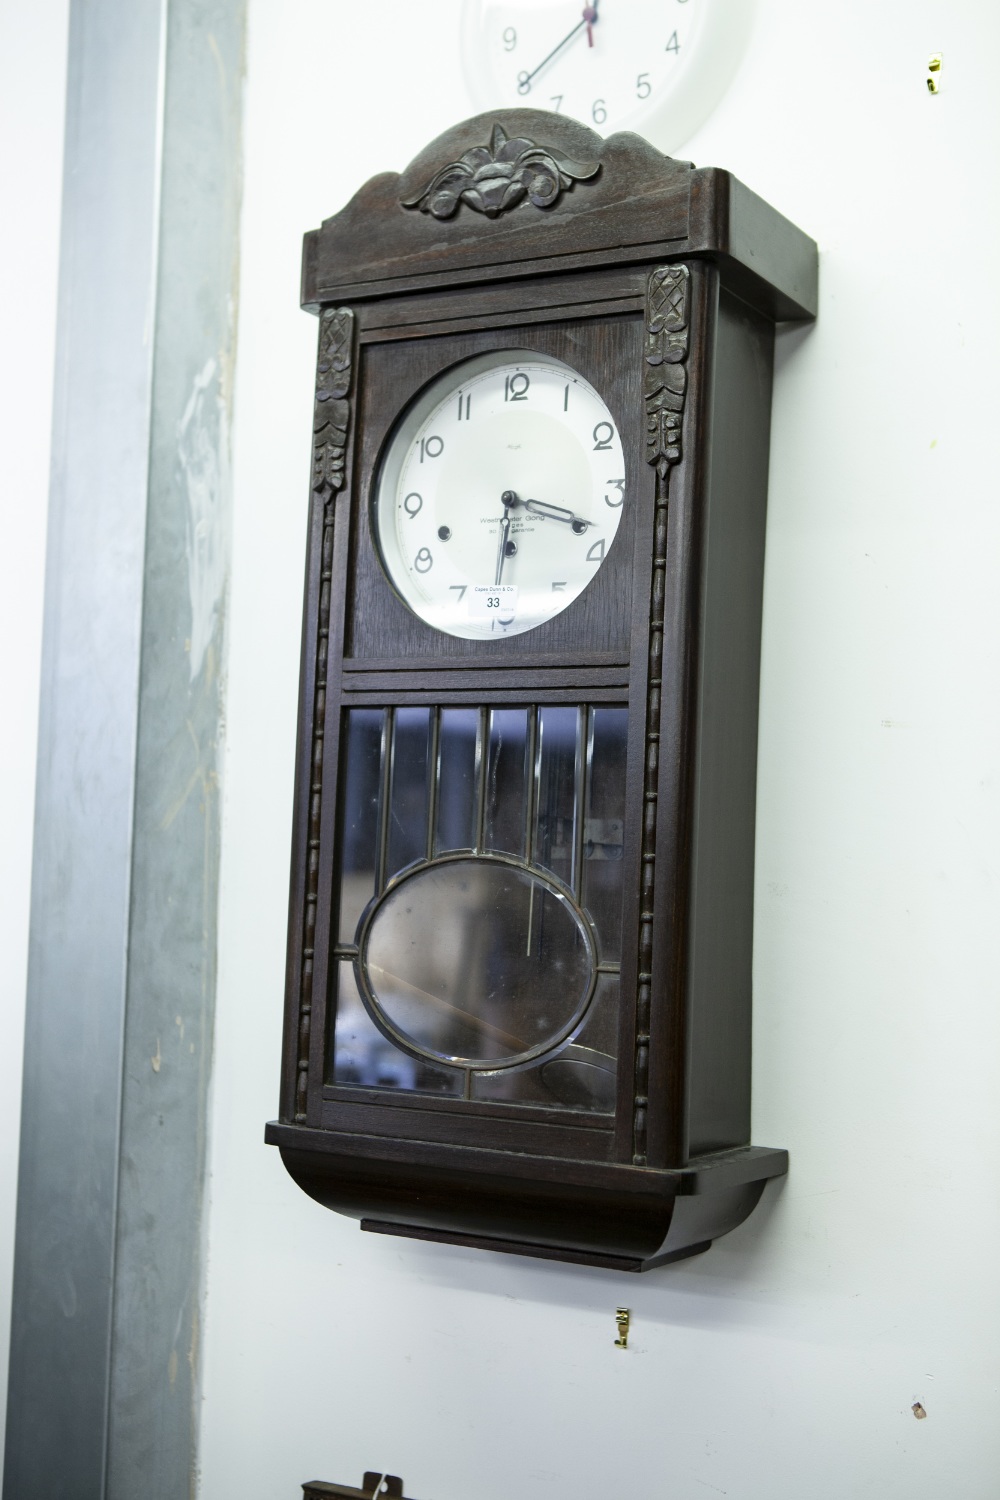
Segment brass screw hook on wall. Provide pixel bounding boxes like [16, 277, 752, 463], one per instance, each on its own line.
[615, 1307, 630, 1348]
[927, 53, 943, 93]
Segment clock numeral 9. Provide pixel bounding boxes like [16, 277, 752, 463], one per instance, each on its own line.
[413, 547, 433, 573]
[504, 373, 530, 402]
[517, 71, 531, 95]
[605, 479, 625, 507]
[592, 421, 615, 450]
[502, 26, 516, 50]
[402, 492, 423, 517]
[419, 435, 444, 463]
[591, 99, 607, 125]
[636, 72, 651, 99]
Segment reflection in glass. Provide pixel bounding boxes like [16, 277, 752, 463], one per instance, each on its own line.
[485, 709, 528, 858]
[533, 707, 580, 889]
[434, 708, 479, 854]
[471, 973, 620, 1112]
[581, 707, 628, 963]
[386, 707, 430, 879]
[332, 960, 461, 1095]
[363, 857, 593, 1066]
[337, 709, 384, 944]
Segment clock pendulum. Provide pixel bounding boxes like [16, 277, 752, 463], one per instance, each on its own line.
[266, 109, 817, 1270]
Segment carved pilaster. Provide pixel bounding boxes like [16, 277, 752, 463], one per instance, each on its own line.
[634, 265, 689, 1164]
[296, 307, 355, 1122]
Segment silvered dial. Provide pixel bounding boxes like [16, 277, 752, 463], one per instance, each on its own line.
[374, 350, 626, 640]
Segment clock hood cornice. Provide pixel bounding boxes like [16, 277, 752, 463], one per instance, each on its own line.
[301, 108, 817, 322]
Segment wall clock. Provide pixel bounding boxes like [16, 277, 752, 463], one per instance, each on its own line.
[266, 108, 817, 1271]
[459, 0, 757, 152]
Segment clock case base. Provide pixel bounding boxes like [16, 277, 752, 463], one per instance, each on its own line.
[267, 1123, 787, 1272]
[272, 111, 817, 1271]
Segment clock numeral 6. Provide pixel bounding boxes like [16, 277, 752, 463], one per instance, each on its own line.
[636, 73, 651, 99]
[413, 547, 434, 573]
[592, 421, 615, 450]
[502, 26, 516, 51]
[591, 99, 607, 125]
[403, 492, 423, 517]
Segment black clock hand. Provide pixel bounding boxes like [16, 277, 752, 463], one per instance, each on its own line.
[495, 511, 512, 586]
[502, 489, 592, 535]
[517, 1, 599, 92]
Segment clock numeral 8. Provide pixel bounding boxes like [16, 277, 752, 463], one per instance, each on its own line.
[413, 548, 433, 573]
[517, 70, 531, 95]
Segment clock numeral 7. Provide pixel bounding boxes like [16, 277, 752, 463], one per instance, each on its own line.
[449, 585, 467, 602]
[550, 95, 563, 113]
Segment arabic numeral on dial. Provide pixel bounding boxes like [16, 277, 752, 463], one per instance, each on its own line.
[413, 547, 433, 573]
[563, 383, 570, 411]
[517, 70, 531, 94]
[592, 98, 607, 124]
[593, 421, 615, 450]
[402, 492, 423, 517]
[504, 372, 530, 402]
[605, 479, 625, 507]
[502, 26, 516, 50]
[550, 94, 563, 112]
[636, 72, 651, 99]
[456, 393, 471, 421]
[551, 581, 567, 592]
[448, 584, 467, 602]
[419, 435, 444, 462]
[585, 538, 606, 564]
[666, 29, 680, 52]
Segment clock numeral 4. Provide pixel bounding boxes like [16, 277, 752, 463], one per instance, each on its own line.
[666, 29, 680, 53]
[586, 538, 606, 564]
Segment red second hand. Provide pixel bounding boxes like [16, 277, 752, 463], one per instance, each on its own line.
[583, 4, 598, 46]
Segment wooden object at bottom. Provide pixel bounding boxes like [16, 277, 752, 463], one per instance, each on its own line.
[304, 1475, 414, 1500]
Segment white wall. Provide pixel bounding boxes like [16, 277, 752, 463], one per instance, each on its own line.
[0, 0, 70, 1465]
[200, 3, 1000, 1496]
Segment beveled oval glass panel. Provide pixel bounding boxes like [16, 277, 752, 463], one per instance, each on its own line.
[359, 856, 595, 1068]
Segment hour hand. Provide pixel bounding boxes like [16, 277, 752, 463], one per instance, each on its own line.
[503, 489, 592, 534]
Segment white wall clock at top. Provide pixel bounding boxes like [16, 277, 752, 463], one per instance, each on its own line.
[460, 0, 757, 154]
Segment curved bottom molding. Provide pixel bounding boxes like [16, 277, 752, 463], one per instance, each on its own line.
[265, 1123, 786, 1272]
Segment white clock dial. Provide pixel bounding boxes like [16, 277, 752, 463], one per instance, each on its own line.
[373, 350, 626, 640]
[460, 0, 756, 152]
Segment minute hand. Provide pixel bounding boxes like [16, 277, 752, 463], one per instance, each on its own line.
[524, 497, 592, 533]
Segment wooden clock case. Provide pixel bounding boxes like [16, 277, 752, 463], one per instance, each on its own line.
[265, 110, 817, 1271]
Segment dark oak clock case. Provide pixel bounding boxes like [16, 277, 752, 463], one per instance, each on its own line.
[266, 110, 817, 1271]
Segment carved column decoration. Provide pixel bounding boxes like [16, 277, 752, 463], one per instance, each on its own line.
[296, 306, 355, 1122]
[634, 264, 689, 1164]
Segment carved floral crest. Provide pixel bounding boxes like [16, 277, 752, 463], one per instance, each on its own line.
[401, 122, 600, 221]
